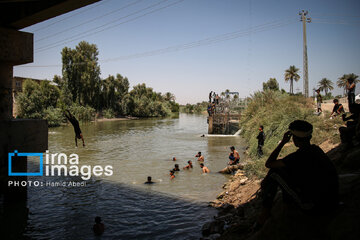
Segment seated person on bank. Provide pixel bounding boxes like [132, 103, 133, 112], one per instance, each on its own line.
[339, 103, 360, 148]
[228, 146, 240, 165]
[257, 120, 339, 228]
[330, 99, 345, 118]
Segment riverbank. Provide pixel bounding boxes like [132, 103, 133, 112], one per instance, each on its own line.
[200, 91, 360, 239]
[94, 116, 139, 122]
[201, 141, 360, 240]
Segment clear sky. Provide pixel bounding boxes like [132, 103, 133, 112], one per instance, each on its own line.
[14, 0, 360, 104]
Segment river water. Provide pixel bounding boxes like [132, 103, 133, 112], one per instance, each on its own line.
[25, 113, 245, 240]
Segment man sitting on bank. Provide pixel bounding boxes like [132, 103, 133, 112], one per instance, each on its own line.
[257, 120, 339, 228]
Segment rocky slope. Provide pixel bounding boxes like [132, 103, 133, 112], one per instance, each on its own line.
[201, 143, 360, 240]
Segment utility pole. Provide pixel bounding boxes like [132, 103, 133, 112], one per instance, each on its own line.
[299, 10, 311, 98]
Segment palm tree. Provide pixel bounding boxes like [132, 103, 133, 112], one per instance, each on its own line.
[284, 65, 300, 94]
[225, 89, 230, 100]
[318, 78, 334, 95]
[337, 73, 360, 95]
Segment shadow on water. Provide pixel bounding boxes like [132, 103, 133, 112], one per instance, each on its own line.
[1, 162, 217, 240]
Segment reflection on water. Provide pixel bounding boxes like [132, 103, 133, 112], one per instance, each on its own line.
[24, 114, 245, 239]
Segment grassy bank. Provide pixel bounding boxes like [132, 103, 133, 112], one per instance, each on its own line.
[240, 90, 343, 178]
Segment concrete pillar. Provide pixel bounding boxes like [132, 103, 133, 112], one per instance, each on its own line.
[208, 116, 213, 134]
[0, 64, 13, 120]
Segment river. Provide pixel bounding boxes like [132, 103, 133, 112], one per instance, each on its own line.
[24, 113, 245, 240]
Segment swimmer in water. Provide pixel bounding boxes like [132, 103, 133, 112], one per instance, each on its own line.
[195, 152, 204, 162]
[170, 170, 175, 179]
[64, 110, 85, 147]
[173, 164, 180, 172]
[183, 160, 193, 169]
[92, 216, 105, 236]
[173, 157, 176, 161]
[144, 176, 155, 184]
[200, 163, 210, 173]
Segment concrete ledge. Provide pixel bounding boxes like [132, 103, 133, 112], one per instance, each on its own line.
[0, 28, 33, 65]
[0, 119, 48, 153]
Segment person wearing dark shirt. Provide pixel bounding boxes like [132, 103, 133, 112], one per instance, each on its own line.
[330, 99, 345, 118]
[339, 104, 360, 148]
[256, 120, 339, 228]
[173, 164, 180, 172]
[257, 125, 265, 157]
[346, 78, 356, 107]
[64, 110, 85, 147]
[315, 89, 323, 113]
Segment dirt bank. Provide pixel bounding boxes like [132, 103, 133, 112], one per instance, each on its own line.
[201, 141, 360, 240]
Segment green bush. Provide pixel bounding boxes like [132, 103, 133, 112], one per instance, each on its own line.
[43, 107, 64, 127]
[69, 104, 95, 122]
[240, 90, 343, 178]
[103, 108, 115, 119]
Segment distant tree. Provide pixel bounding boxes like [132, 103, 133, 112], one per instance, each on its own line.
[337, 73, 359, 95]
[164, 92, 175, 101]
[284, 65, 300, 94]
[225, 89, 230, 99]
[263, 78, 279, 91]
[61, 41, 101, 108]
[318, 78, 334, 95]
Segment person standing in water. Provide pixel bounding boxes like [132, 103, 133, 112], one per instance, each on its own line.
[144, 176, 155, 184]
[195, 152, 204, 162]
[64, 110, 85, 147]
[200, 163, 210, 173]
[183, 160, 193, 169]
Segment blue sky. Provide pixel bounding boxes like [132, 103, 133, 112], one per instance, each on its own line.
[14, 0, 360, 104]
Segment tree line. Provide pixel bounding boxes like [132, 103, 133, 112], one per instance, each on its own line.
[16, 41, 179, 126]
[262, 65, 359, 98]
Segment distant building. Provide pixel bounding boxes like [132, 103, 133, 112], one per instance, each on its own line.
[12, 76, 48, 117]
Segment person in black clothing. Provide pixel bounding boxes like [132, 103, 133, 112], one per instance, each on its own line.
[346, 78, 356, 107]
[173, 164, 180, 172]
[257, 125, 265, 157]
[256, 120, 338, 228]
[64, 110, 85, 147]
[330, 99, 345, 118]
[339, 103, 360, 147]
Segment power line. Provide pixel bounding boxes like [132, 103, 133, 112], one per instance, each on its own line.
[18, 18, 297, 68]
[35, 0, 178, 52]
[31, 0, 110, 32]
[36, 0, 145, 42]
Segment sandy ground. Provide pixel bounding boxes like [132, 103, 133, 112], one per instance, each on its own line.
[318, 97, 349, 113]
[94, 116, 139, 122]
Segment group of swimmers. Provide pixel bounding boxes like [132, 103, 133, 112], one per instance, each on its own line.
[144, 151, 211, 183]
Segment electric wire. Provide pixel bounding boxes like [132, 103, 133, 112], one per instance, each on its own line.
[17, 18, 297, 68]
[31, 0, 110, 32]
[36, 0, 145, 42]
[35, 0, 178, 52]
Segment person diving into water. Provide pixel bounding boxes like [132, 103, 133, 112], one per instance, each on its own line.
[64, 110, 85, 147]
